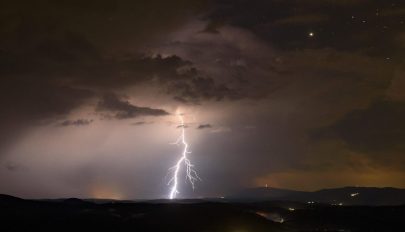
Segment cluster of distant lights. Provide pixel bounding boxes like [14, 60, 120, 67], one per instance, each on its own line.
[256, 192, 363, 225]
[263, 184, 361, 206]
[331, 202, 344, 206]
[302, 192, 360, 206]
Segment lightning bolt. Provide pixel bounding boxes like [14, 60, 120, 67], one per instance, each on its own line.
[167, 114, 201, 199]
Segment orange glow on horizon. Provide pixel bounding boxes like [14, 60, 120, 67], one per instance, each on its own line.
[89, 185, 124, 200]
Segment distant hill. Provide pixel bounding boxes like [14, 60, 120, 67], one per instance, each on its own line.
[0, 194, 23, 202]
[2, 186, 405, 205]
[229, 187, 309, 200]
[0, 195, 283, 232]
[1, 192, 405, 231]
[228, 186, 405, 205]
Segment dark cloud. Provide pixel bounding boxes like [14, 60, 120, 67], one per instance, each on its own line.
[59, 119, 93, 127]
[5, 163, 18, 172]
[0, 82, 93, 152]
[201, 20, 224, 34]
[0, 0, 249, 142]
[0, 41, 239, 121]
[168, 76, 241, 104]
[0, 83, 93, 120]
[131, 121, 148, 126]
[177, 125, 189, 128]
[96, 93, 169, 119]
[197, 124, 212, 129]
[0, 0, 213, 127]
[314, 100, 405, 153]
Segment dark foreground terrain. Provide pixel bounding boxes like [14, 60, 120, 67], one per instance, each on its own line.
[1, 194, 405, 232]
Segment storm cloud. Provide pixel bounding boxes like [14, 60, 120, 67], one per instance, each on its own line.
[314, 100, 405, 153]
[1, 0, 405, 199]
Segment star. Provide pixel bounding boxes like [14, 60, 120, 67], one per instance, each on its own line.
[308, 32, 315, 37]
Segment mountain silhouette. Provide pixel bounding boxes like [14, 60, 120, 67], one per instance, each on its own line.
[228, 186, 405, 205]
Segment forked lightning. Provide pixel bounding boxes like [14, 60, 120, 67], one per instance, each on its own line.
[167, 114, 200, 199]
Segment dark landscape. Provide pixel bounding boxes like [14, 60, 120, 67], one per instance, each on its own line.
[2, 187, 405, 232]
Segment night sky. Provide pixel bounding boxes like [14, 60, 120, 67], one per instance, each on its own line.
[1, 0, 405, 199]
